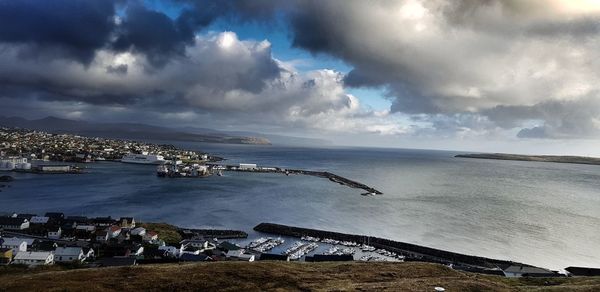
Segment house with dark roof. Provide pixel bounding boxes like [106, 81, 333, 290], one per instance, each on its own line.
[502, 265, 559, 277]
[259, 253, 290, 261]
[305, 254, 354, 262]
[0, 216, 29, 230]
[92, 217, 116, 227]
[44, 212, 65, 221]
[566, 266, 600, 277]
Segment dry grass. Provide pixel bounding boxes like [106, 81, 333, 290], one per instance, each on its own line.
[137, 222, 182, 245]
[0, 261, 598, 292]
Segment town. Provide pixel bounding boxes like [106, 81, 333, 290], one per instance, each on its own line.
[0, 212, 257, 267]
[0, 212, 401, 269]
[0, 126, 211, 167]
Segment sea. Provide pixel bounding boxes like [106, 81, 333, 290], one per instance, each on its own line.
[1, 143, 599, 270]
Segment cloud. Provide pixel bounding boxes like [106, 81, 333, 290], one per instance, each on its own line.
[0, 0, 117, 63]
[0, 29, 397, 135]
[2, 0, 600, 141]
[249, 0, 600, 139]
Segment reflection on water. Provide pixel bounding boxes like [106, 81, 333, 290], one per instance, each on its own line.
[1, 144, 599, 269]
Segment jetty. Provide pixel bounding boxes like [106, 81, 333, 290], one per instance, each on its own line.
[208, 163, 383, 195]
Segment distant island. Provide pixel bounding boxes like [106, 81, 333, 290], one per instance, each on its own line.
[456, 153, 600, 166]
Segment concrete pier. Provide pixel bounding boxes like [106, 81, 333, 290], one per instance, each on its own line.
[209, 164, 383, 195]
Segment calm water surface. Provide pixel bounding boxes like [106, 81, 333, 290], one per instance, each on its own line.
[1, 144, 599, 269]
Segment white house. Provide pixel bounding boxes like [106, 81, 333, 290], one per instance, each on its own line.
[13, 251, 54, 266]
[75, 225, 96, 232]
[0, 238, 28, 253]
[54, 247, 85, 263]
[180, 239, 215, 251]
[239, 163, 257, 170]
[226, 250, 255, 262]
[48, 227, 62, 239]
[29, 216, 50, 224]
[143, 231, 158, 241]
[107, 225, 122, 238]
[130, 227, 146, 236]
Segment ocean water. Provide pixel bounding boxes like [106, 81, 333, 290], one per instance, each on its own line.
[1, 144, 599, 270]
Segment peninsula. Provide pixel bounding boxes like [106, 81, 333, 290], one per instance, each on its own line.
[455, 153, 600, 166]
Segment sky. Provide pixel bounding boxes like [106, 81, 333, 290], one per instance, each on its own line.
[1, 0, 600, 155]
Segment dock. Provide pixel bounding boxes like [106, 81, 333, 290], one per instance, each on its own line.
[208, 164, 383, 195]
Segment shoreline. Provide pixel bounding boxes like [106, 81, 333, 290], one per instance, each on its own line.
[456, 153, 600, 166]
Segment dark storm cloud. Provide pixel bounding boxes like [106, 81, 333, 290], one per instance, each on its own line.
[0, 0, 117, 63]
[112, 3, 195, 67]
[0, 0, 222, 67]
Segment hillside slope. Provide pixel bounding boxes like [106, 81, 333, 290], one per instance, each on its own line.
[1, 262, 599, 291]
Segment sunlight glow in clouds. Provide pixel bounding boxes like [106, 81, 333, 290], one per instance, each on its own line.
[2, 0, 600, 152]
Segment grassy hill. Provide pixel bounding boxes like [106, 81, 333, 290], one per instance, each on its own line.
[1, 262, 599, 291]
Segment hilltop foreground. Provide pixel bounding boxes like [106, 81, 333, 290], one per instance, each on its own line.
[1, 262, 599, 291]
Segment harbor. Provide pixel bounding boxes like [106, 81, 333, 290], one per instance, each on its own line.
[252, 222, 563, 276]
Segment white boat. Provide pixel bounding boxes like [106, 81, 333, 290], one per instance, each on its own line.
[121, 152, 165, 164]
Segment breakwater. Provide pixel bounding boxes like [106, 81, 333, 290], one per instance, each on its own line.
[179, 227, 248, 239]
[210, 164, 383, 195]
[254, 223, 528, 270]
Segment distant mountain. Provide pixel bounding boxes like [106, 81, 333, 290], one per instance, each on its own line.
[178, 127, 332, 147]
[0, 116, 271, 145]
[0, 116, 332, 146]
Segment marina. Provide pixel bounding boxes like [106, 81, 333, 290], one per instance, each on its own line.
[253, 222, 554, 274]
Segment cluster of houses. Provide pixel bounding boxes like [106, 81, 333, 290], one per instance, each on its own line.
[0, 127, 208, 164]
[0, 212, 257, 268]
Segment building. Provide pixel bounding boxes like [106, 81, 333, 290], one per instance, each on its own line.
[75, 224, 96, 232]
[107, 225, 122, 238]
[502, 265, 558, 277]
[158, 246, 179, 257]
[259, 253, 290, 261]
[47, 227, 62, 239]
[130, 227, 146, 236]
[239, 163, 257, 170]
[92, 217, 116, 227]
[54, 247, 85, 263]
[143, 231, 158, 241]
[96, 231, 109, 242]
[45, 212, 65, 221]
[225, 249, 255, 262]
[0, 217, 30, 230]
[38, 165, 71, 172]
[0, 248, 13, 264]
[565, 266, 600, 277]
[118, 217, 136, 229]
[29, 216, 50, 224]
[305, 254, 354, 262]
[13, 251, 54, 266]
[0, 238, 28, 253]
[180, 239, 216, 253]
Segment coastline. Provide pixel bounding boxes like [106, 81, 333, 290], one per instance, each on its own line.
[456, 153, 600, 166]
